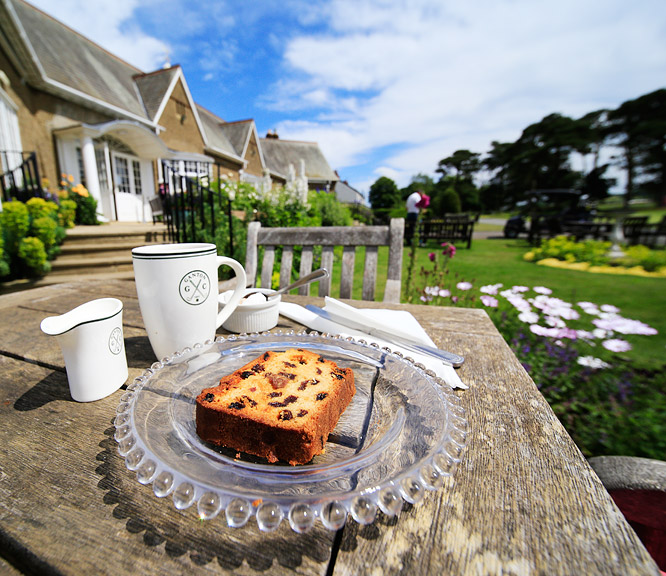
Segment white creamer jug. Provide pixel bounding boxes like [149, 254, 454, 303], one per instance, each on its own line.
[40, 298, 128, 402]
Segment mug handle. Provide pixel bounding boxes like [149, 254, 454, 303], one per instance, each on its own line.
[215, 256, 247, 329]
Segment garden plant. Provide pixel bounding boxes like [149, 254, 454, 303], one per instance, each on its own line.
[409, 239, 665, 460]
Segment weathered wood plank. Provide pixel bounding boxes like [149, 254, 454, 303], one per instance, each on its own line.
[0, 287, 659, 575]
[0, 356, 336, 576]
[260, 246, 275, 289]
[258, 226, 390, 246]
[298, 247, 314, 296]
[361, 246, 378, 301]
[319, 247, 334, 298]
[279, 246, 294, 288]
[339, 247, 355, 299]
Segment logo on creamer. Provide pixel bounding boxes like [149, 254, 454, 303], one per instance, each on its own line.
[108, 327, 123, 355]
[179, 270, 210, 305]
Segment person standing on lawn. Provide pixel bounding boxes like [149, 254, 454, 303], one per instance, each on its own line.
[405, 189, 429, 244]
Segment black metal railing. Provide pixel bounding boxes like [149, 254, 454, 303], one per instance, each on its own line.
[1, 151, 44, 203]
[160, 160, 227, 244]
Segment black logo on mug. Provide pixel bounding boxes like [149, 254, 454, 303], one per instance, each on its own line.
[179, 270, 210, 305]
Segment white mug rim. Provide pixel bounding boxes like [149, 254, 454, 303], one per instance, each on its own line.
[132, 243, 217, 259]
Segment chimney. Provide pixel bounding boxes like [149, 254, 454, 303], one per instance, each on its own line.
[266, 129, 279, 139]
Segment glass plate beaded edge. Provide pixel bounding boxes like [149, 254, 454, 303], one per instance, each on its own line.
[114, 330, 468, 534]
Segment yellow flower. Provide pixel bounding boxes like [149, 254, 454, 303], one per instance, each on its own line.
[67, 174, 74, 183]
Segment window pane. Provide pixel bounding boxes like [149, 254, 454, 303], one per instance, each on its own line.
[132, 160, 142, 195]
[114, 157, 130, 194]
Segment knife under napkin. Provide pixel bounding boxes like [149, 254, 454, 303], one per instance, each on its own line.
[278, 301, 467, 389]
[318, 297, 465, 367]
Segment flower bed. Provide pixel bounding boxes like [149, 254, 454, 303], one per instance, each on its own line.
[412, 242, 666, 459]
[524, 236, 666, 275]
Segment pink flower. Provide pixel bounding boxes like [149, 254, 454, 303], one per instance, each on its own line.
[480, 295, 498, 308]
[512, 286, 529, 293]
[593, 317, 657, 335]
[602, 339, 632, 353]
[600, 304, 620, 314]
[456, 281, 473, 291]
[518, 311, 540, 324]
[428, 252, 436, 262]
[533, 286, 552, 295]
[481, 283, 503, 294]
[441, 242, 456, 258]
[438, 288, 451, 298]
[451, 296, 459, 304]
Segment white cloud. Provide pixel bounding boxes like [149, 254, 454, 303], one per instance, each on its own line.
[272, 0, 666, 189]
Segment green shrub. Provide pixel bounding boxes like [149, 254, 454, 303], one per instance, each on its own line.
[432, 187, 461, 215]
[0, 200, 30, 254]
[17, 236, 50, 277]
[31, 216, 58, 256]
[309, 190, 352, 226]
[0, 219, 9, 278]
[26, 197, 59, 221]
[69, 192, 99, 225]
[58, 199, 77, 228]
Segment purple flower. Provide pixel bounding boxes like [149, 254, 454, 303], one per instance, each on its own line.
[438, 288, 451, 298]
[457, 281, 473, 291]
[481, 295, 498, 308]
[451, 296, 459, 304]
[428, 252, 435, 262]
[602, 339, 632, 353]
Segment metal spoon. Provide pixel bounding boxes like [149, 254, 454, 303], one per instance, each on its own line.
[247, 268, 329, 300]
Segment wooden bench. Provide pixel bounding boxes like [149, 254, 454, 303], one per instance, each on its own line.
[640, 215, 666, 248]
[622, 216, 649, 245]
[245, 218, 404, 303]
[563, 218, 615, 242]
[419, 215, 475, 248]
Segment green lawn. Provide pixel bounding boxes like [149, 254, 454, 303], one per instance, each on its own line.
[332, 238, 665, 369]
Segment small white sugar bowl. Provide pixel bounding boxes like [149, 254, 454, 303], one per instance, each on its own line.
[220, 288, 281, 333]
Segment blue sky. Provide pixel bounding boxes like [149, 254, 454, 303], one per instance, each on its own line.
[29, 0, 666, 196]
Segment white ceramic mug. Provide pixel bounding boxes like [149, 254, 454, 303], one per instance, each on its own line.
[132, 243, 247, 360]
[40, 298, 128, 402]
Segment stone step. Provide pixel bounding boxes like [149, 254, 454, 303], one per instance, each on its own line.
[49, 255, 135, 276]
[64, 223, 169, 245]
[46, 222, 170, 277]
[58, 241, 143, 258]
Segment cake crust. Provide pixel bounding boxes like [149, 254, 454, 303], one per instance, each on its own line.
[195, 348, 355, 465]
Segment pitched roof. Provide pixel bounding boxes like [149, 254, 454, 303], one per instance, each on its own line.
[196, 105, 243, 162]
[260, 138, 338, 183]
[6, 0, 150, 121]
[134, 68, 180, 121]
[218, 120, 253, 157]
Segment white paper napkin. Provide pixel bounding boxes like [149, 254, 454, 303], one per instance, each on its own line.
[279, 301, 467, 389]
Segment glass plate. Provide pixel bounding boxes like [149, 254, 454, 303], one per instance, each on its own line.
[114, 331, 467, 533]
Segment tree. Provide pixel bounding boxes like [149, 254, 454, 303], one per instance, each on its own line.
[368, 176, 401, 223]
[436, 150, 481, 186]
[606, 89, 666, 205]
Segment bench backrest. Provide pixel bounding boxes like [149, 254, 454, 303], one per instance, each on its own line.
[245, 218, 404, 303]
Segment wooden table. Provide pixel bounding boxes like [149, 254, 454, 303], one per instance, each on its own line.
[0, 279, 659, 575]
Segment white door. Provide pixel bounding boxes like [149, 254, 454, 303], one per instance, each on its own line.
[112, 153, 153, 222]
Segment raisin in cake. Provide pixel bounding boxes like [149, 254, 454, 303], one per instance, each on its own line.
[195, 348, 355, 465]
